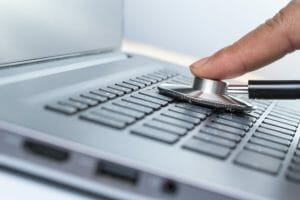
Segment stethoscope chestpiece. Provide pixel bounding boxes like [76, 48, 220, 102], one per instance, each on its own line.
[158, 77, 253, 112]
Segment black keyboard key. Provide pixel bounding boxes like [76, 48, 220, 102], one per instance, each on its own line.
[101, 87, 124, 96]
[206, 123, 245, 137]
[234, 150, 282, 175]
[260, 123, 295, 136]
[168, 107, 206, 120]
[161, 111, 201, 124]
[211, 118, 249, 131]
[131, 126, 179, 144]
[249, 137, 289, 152]
[70, 96, 98, 106]
[45, 103, 77, 115]
[113, 100, 153, 114]
[122, 97, 161, 110]
[175, 103, 212, 115]
[257, 127, 293, 140]
[263, 119, 297, 132]
[244, 143, 286, 159]
[144, 120, 187, 136]
[154, 116, 194, 130]
[102, 104, 145, 119]
[92, 109, 136, 124]
[253, 132, 291, 146]
[108, 85, 132, 94]
[139, 90, 173, 102]
[58, 100, 88, 110]
[195, 133, 236, 149]
[80, 113, 126, 129]
[91, 89, 117, 99]
[81, 93, 108, 102]
[200, 127, 242, 142]
[116, 82, 139, 91]
[131, 93, 168, 106]
[123, 80, 146, 88]
[183, 139, 231, 159]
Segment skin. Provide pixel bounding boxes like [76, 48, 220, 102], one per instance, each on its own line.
[190, 0, 300, 80]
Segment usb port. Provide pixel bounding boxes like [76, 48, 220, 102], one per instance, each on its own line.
[23, 140, 70, 162]
[96, 161, 139, 185]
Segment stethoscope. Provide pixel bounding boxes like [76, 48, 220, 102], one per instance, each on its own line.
[158, 77, 300, 112]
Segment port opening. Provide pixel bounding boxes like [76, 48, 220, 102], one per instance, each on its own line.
[23, 140, 70, 162]
[96, 160, 139, 185]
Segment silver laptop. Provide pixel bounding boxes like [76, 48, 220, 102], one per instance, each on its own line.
[0, 1, 300, 199]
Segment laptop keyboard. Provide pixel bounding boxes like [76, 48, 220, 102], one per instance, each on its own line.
[45, 69, 300, 181]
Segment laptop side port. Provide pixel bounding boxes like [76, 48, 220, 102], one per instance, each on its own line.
[96, 160, 139, 185]
[23, 140, 70, 162]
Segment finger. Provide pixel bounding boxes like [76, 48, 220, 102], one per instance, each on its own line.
[190, 0, 300, 80]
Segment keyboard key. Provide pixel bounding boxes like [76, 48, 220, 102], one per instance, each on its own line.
[293, 156, 300, 165]
[263, 119, 297, 132]
[108, 85, 132, 94]
[161, 111, 201, 124]
[142, 75, 160, 82]
[91, 89, 117, 99]
[272, 110, 300, 121]
[116, 82, 139, 91]
[58, 100, 88, 110]
[249, 137, 289, 152]
[200, 127, 241, 142]
[206, 123, 245, 137]
[269, 112, 300, 124]
[102, 104, 145, 119]
[195, 133, 236, 149]
[92, 109, 136, 124]
[147, 73, 166, 81]
[253, 132, 291, 146]
[274, 107, 300, 117]
[139, 90, 173, 102]
[168, 107, 207, 120]
[113, 100, 153, 114]
[183, 139, 231, 159]
[131, 93, 168, 106]
[234, 150, 282, 175]
[175, 103, 212, 115]
[122, 97, 161, 110]
[260, 123, 295, 136]
[80, 113, 126, 129]
[245, 143, 286, 159]
[45, 103, 77, 115]
[257, 127, 293, 140]
[100, 87, 124, 96]
[211, 118, 249, 131]
[244, 112, 260, 119]
[144, 120, 187, 136]
[286, 171, 300, 183]
[123, 80, 146, 88]
[137, 76, 157, 84]
[130, 78, 151, 86]
[289, 164, 300, 173]
[131, 126, 179, 144]
[266, 115, 298, 127]
[217, 114, 254, 127]
[154, 116, 194, 130]
[81, 93, 108, 102]
[70, 96, 98, 106]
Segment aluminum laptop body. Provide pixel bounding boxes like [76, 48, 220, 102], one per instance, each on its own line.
[0, 1, 300, 199]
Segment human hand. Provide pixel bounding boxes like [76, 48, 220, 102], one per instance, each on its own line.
[190, 0, 300, 80]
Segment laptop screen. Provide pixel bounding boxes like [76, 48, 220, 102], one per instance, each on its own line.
[0, 0, 123, 67]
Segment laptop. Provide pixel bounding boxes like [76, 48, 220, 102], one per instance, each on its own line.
[0, 0, 300, 199]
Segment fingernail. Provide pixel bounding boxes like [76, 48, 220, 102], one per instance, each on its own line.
[190, 57, 209, 69]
